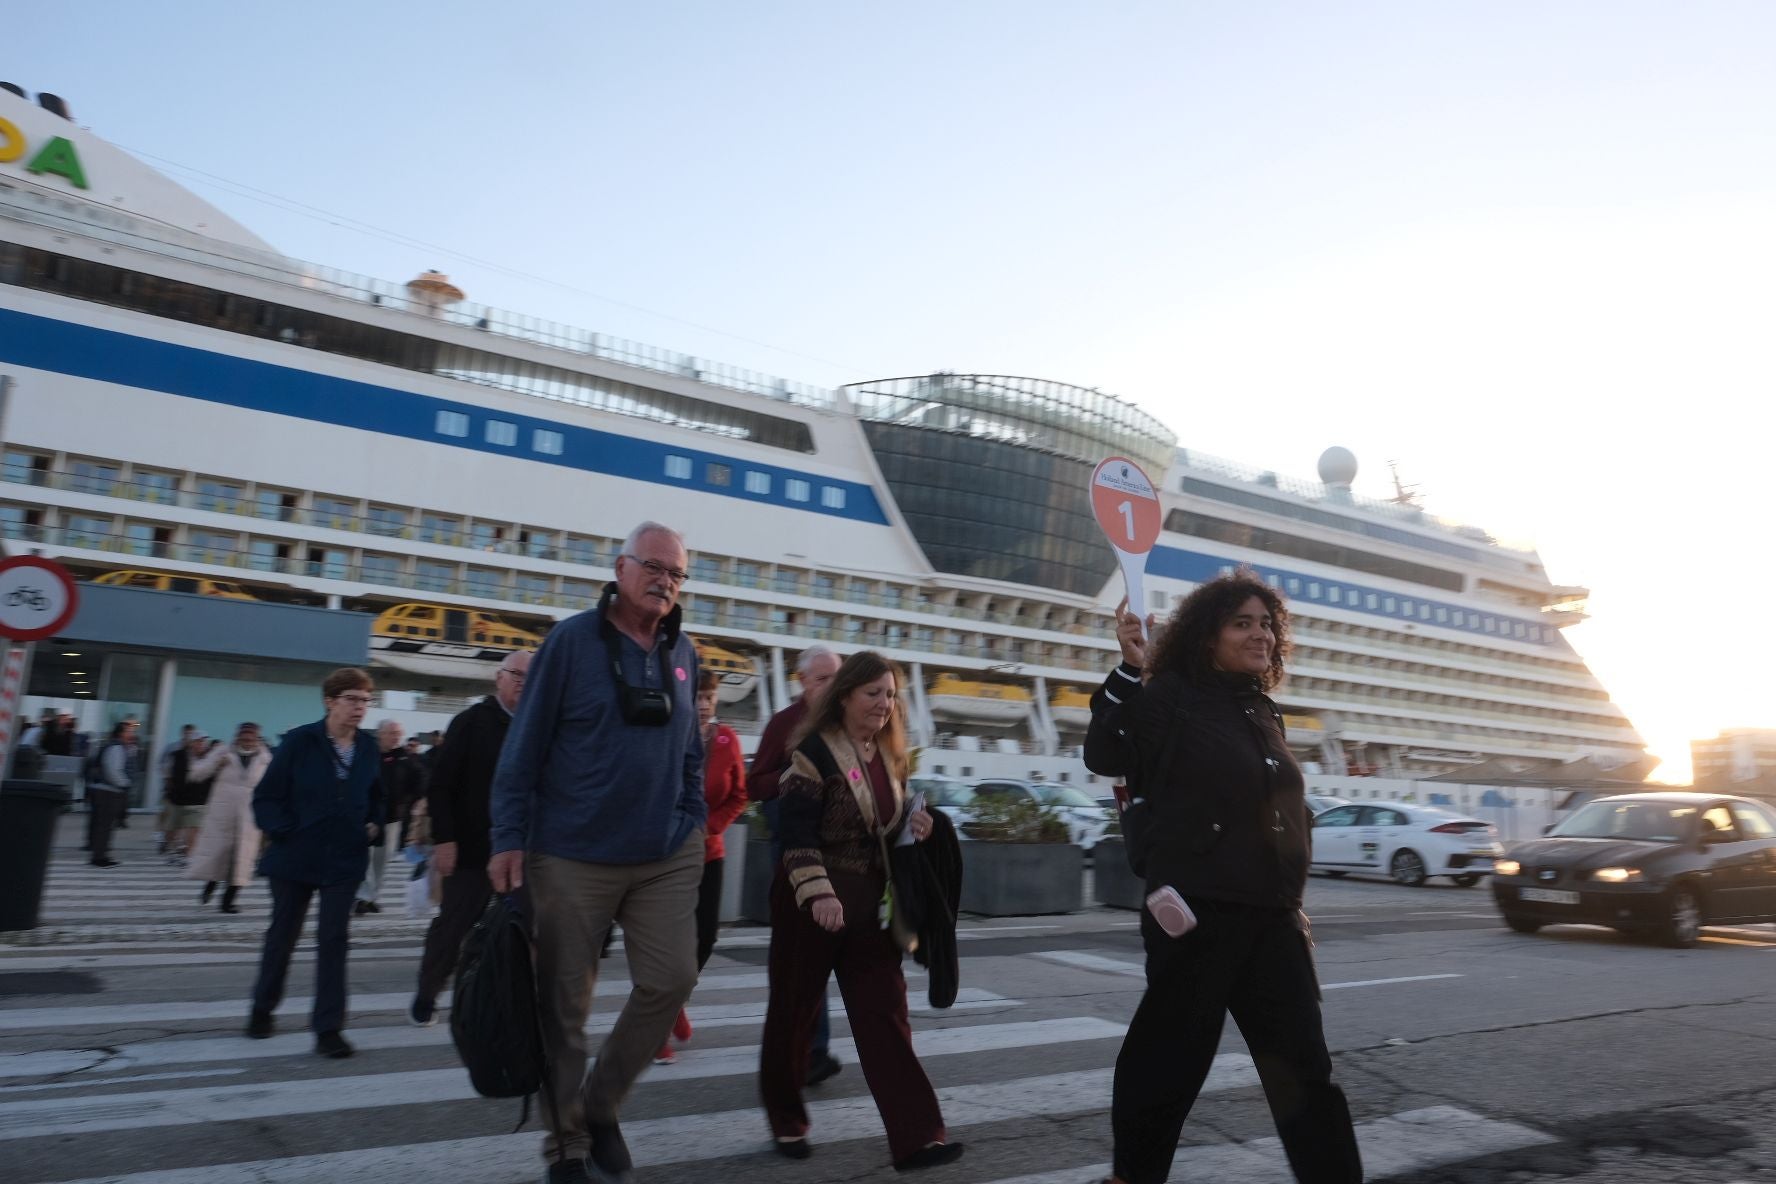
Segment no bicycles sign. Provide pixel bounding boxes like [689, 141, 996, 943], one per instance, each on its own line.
[0, 555, 78, 642]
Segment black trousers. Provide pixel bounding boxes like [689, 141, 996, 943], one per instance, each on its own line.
[694, 857, 724, 970]
[1112, 899, 1362, 1184]
[416, 865, 492, 1004]
[251, 877, 356, 1034]
[87, 789, 126, 863]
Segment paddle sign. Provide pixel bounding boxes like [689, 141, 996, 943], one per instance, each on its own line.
[1089, 457, 1162, 635]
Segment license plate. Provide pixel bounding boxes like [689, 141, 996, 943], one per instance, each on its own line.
[1520, 888, 1579, 905]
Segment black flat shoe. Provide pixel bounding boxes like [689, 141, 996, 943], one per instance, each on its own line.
[806, 1051, 843, 1086]
[315, 1030, 354, 1058]
[245, 1010, 274, 1039]
[894, 1142, 965, 1172]
[774, 1137, 812, 1160]
[200, 882, 217, 904]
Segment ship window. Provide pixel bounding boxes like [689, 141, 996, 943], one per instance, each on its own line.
[1384, 597, 1397, 613]
[485, 420, 518, 447]
[820, 486, 846, 509]
[706, 462, 731, 486]
[1286, 578, 1301, 594]
[435, 410, 469, 437]
[1435, 607, 1448, 622]
[1151, 590, 1167, 610]
[1484, 617, 1497, 633]
[367, 505, 408, 537]
[1327, 587, 1341, 603]
[785, 479, 811, 502]
[1452, 611, 1465, 626]
[416, 560, 456, 593]
[1365, 593, 1379, 609]
[362, 553, 403, 584]
[665, 455, 692, 480]
[745, 471, 772, 495]
[465, 568, 504, 597]
[312, 496, 357, 530]
[563, 536, 600, 565]
[1420, 604, 1432, 619]
[516, 574, 552, 603]
[1307, 582, 1321, 599]
[532, 429, 565, 455]
[188, 529, 239, 564]
[194, 477, 242, 513]
[419, 513, 462, 546]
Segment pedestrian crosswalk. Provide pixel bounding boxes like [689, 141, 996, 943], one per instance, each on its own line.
[2, 841, 1564, 1183]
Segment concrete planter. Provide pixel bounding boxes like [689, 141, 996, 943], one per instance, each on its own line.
[740, 833, 776, 923]
[1091, 838, 1145, 910]
[960, 842, 1083, 916]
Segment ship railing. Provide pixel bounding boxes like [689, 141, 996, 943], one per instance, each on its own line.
[1, 521, 1124, 670]
[0, 187, 837, 412]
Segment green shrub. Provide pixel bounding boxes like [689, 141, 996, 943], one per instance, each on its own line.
[961, 795, 1071, 844]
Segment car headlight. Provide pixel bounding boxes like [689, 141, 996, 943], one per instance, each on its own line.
[1590, 866, 1644, 883]
[1493, 859, 1522, 877]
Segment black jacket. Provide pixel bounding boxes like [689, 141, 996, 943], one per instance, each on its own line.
[379, 749, 428, 828]
[253, 720, 384, 887]
[428, 697, 512, 872]
[167, 749, 214, 807]
[890, 807, 962, 1010]
[1084, 663, 1311, 910]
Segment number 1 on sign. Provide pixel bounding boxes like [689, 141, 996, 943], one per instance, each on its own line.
[1117, 501, 1135, 541]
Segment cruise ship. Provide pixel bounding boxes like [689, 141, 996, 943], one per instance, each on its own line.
[0, 85, 1649, 795]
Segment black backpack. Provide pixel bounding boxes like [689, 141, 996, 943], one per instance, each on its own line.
[450, 895, 547, 1128]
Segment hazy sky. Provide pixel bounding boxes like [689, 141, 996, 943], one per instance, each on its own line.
[18, 2, 1773, 779]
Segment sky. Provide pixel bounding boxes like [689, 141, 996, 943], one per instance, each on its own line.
[16, 1, 1774, 780]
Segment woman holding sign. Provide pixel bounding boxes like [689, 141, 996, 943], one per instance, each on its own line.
[1083, 571, 1362, 1184]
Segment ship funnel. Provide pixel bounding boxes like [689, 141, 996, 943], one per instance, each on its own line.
[405, 270, 465, 318]
[37, 93, 71, 120]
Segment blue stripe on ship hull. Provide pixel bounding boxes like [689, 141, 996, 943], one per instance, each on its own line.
[1147, 545, 1561, 647]
[0, 306, 889, 525]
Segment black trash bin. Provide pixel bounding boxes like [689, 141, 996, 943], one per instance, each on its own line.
[0, 780, 73, 932]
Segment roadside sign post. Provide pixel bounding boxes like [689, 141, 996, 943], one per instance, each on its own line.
[1088, 456, 1163, 636]
[0, 555, 80, 781]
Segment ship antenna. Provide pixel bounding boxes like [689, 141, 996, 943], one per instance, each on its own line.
[1387, 460, 1425, 508]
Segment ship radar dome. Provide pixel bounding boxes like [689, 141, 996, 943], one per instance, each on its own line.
[1317, 446, 1358, 488]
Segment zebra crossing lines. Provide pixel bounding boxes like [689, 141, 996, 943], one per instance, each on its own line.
[1031, 950, 1465, 993]
[974, 1105, 1559, 1184]
[0, 1017, 1134, 1141]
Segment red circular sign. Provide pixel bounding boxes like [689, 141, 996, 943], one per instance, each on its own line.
[1089, 456, 1163, 556]
[0, 555, 80, 641]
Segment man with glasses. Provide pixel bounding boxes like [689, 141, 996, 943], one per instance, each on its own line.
[408, 648, 533, 1026]
[491, 521, 707, 1184]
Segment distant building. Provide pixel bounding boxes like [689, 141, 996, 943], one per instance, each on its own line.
[1691, 729, 1776, 788]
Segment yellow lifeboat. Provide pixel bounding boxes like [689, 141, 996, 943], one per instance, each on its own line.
[926, 673, 1034, 725]
[369, 603, 542, 678]
[691, 637, 759, 704]
[1048, 686, 1093, 729]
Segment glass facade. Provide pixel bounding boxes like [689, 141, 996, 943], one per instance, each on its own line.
[861, 421, 1116, 596]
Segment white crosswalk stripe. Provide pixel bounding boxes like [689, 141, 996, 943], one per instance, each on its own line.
[5, 848, 1561, 1184]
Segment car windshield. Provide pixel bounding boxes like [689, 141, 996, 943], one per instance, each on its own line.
[1032, 784, 1101, 809]
[1550, 801, 1695, 843]
[911, 780, 973, 807]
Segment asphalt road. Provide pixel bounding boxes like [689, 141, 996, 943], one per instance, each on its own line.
[3, 831, 1773, 1184]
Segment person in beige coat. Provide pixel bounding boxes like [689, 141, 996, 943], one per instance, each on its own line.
[184, 722, 272, 913]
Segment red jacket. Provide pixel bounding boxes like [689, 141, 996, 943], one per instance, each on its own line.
[702, 723, 749, 862]
[747, 697, 808, 803]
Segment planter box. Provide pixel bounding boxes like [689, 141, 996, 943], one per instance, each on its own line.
[960, 842, 1083, 916]
[1091, 838, 1145, 910]
[740, 833, 776, 923]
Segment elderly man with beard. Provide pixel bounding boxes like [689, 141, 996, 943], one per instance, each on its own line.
[490, 521, 706, 1184]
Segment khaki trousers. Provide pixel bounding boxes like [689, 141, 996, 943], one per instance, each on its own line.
[530, 833, 703, 1162]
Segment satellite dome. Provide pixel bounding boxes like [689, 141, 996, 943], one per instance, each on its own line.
[1318, 446, 1358, 487]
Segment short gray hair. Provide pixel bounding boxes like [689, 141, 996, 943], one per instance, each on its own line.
[376, 719, 401, 734]
[621, 521, 685, 559]
[796, 644, 838, 674]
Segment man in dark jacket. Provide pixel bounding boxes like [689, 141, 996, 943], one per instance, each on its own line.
[248, 668, 384, 1059]
[409, 649, 532, 1026]
[357, 720, 426, 915]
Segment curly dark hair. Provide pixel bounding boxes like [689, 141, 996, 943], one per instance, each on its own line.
[1144, 569, 1290, 692]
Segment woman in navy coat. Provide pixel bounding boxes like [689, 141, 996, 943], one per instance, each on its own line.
[246, 667, 384, 1058]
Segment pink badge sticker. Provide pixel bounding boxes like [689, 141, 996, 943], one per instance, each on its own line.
[675, 667, 687, 681]
[717, 734, 730, 745]
[849, 768, 862, 781]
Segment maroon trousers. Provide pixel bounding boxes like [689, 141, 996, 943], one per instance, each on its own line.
[758, 869, 946, 1163]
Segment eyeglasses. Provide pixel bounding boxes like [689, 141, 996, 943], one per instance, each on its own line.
[625, 555, 689, 585]
[331, 693, 373, 706]
[497, 669, 527, 682]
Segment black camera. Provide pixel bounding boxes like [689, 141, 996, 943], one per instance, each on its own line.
[618, 683, 673, 727]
